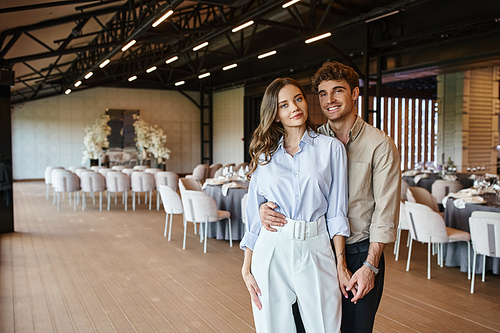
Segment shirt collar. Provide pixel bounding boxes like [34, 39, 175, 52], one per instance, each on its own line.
[277, 128, 315, 153]
[324, 115, 364, 143]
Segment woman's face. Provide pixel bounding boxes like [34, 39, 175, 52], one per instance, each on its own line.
[276, 84, 308, 130]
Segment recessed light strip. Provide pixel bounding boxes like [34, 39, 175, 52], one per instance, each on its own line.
[99, 59, 110, 68]
[84, 72, 93, 79]
[128, 75, 137, 82]
[223, 63, 238, 71]
[258, 50, 277, 59]
[305, 32, 331, 44]
[146, 66, 157, 73]
[175, 81, 185, 86]
[198, 72, 210, 79]
[74, 81, 82, 87]
[166, 56, 178, 64]
[152, 10, 173, 27]
[365, 10, 400, 23]
[65, 89, 72, 95]
[232, 20, 254, 33]
[193, 42, 209, 51]
[282, 0, 300, 8]
[121, 40, 136, 52]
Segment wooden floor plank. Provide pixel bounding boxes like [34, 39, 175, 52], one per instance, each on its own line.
[2, 181, 500, 333]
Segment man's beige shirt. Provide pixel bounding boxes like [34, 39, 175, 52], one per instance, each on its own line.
[318, 116, 400, 245]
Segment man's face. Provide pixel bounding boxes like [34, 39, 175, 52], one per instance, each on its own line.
[317, 79, 359, 122]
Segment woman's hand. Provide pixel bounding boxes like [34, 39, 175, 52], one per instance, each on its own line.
[337, 264, 352, 299]
[242, 270, 262, 310]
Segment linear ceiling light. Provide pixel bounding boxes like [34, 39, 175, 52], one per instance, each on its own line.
[223, 63, 238, 71]
[146, 66, 157, 73]
[232, 20, 254, 33]
[152, 10, 174, 27]
[305, 32, 331, 44]
[121, 40, 136, 52]
[84, 72, 93, 79]
[198, 72, 211, 79]
[65, 89, 72, 95]
[99, 59, 110, 68]
[128, 75, 137, 82]
[282, 0, 300, 8]
[74, 80, 82, 87]
[193, 42, 209, 51]
[258, 50, 277, 59]
[166, 56, 178, 64]
[175, 81, 185, 86]
[365, 10, 400, 23]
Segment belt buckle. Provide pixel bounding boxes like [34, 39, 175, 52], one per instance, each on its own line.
[293, 220, 306, 241]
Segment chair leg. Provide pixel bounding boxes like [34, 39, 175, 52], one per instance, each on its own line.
[57, 192, 61, 211]
[406, 239, 413, 271]
[394, 225, 400, 255]
[46, 184, 49, 200]
[92, 192, 95, 205]
[168, 213, 173, 242]
[99, 191, 102, 211]
[107, 192, 111, 211]
[164, 213, 169, 237]
[482, 255, 486, 282]
[183, 217, 187, 250]
[157, 192, 160, 211]
[82, 192, 86, 211]
[145, 192, 148, 204]
[124, 191, 128, 211]
[440, 243, 444, 267]
[228, 218, 233, 247]
[138, 192, 141, 204]
[467, 241, 471, 280]
[53, 188, 56, 205]
[471, 249, 477, 293]
[133, 191, 136, 211]
[395, 226, 402, 261]
[204, 219, 208, 253]
[428, 239, 432, 279]
[149, 190, 152, 210]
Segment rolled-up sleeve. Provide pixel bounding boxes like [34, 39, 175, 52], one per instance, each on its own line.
[326, 141, 350, 239]
[239, 169, 266, 251]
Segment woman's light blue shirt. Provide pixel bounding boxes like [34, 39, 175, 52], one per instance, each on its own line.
[240, 130, 350, 251]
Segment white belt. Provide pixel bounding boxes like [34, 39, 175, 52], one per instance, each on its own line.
[276, 216, 326, 241]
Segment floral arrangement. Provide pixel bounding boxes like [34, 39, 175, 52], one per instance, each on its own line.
[132, 114, 171, 162]
[82, 114, 111, 164]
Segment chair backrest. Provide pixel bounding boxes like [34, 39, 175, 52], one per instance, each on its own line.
[45, 166, 64, 184]
[69, 166, 86, 173]
[208, 164, 222, 178]
[53, 172, 80, 192]
[401, 178, 409, 201]
[398, 200, 409, 230]
[223, 163, 235, 169]
[111, 165, 125, 171]
[407, 187, 439, 213]
[241, 193, 248, 224]
[156, 171, 179, 191]
[51, 169, 71, 187]
[471, 211, 500, 219]
[106, 172, 130, 192]
[90, 166, 104, 172]
[178, 177, 202, 191]
[235, 162, 248, 171]
[159, 185, 183, 214]
[99, 169, 116, 176]
[404, 201, 448, 243]
[75, 168, 91, 178]
[122, 168, 135, 176]
[180, 190, 218, 223]
[431, 180, 463, 203]
[145, 168, 161, 183]
[191, 164, 209, 181]
[213, 167, 223, 178]
[81, 172, 106, 192]
[133, 165, 148, 171]
[469, 216, 500, 258]
[131, 172, 155, 192]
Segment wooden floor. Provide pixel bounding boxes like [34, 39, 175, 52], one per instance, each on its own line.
[1, 182, 500, 333]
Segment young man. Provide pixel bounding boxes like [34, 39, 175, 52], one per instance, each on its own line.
[259, 61, 400, 332]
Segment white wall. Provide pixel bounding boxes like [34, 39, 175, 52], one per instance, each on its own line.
[213, 86, 245, 165]
[11, 87, 201, 180]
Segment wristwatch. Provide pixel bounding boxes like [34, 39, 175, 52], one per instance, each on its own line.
[363, 260, 379, 275]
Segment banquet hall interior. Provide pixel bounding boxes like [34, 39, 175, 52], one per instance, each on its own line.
[1, 0, 500, 332]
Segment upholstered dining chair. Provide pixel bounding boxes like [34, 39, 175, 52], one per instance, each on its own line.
[51, 169, 72, 204]
[53, 172, 80, 211]
[186, 164, 209, 182]
[75, 168, 90, 178]
[80, 171, 106, 211]
[156, 171, 179, 210]
[158, 185, 184, 241]
[213, 167, 223, 178]
[404, 201, 470, 279]
[431, 180, 463, 204]
[178, 177, 202, 191]
[407, 187, 441, 215]
[394, 200, 411, 261]
[98, 168, 115, 177]
[106, 172, 130, 211]
[122, 168, 135, 176]
[469, 211, 500, 293]
[208, 164, 222, 178]
[223, 163, 235, 169]
[90, 166, 105, 172]
[131, 172, 155, 210]
[401, 178, 409, 201]
[180, 190, 232, 253]
[44, 166, 64, 199]
[111, 165, 125, 171]
[133, 165, 148, 171]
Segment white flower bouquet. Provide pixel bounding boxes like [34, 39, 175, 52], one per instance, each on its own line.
[82, 114, 111, 164]
[132, 115, 171, 162]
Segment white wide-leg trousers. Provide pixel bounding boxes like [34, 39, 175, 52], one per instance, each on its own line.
[251, 216, 341, 333]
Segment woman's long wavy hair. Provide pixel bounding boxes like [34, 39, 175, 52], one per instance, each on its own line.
[248, 77, 316, 175]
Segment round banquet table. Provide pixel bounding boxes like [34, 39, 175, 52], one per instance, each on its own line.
[203, 181, 248, 241]
[443, 193, 500, 275]
[403, 173, 474, 193]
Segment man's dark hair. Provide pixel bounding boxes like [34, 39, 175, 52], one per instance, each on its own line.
[311, 61, 360, 93]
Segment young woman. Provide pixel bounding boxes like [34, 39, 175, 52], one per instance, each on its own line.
[240, 77, 350, 332]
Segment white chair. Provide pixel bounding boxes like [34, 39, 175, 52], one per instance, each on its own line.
[99, 169, 116, 177]
[75, 168, 91, 178]
[106, 172, 130, 211]
[159, 185, 184, 241]
[401, 178, 409, 201]
[133, 165, 148, 171]
[53, 172, 80, 211]
[241, 193, 249, 233]
[213, 167, 223, 178]
[404, 201, 470, 279]
[131, 172, 155, 210]
[208, 164, 222, 178]
[186, 164, 209, 182]
[122, 168, 135, 176]
[111, 165, 125, 171]
[180, 190, 232, 253]
[469, 211, 500, 293]
[80, 172, 106, 211]
[51, 169, 72, 205]
[69, 166, 86, 173]
[44, 166, 63, 199]
[407, 187, 440, 214]
[178, 177, 202, 191]
[90, 166, 105, 172]
[431, 180, 463, 204]
[156, 172, 179, 210]
[394, 200, 411, 261]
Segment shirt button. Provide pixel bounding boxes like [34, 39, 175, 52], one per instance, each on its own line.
[296, 195, 299, 199]
[295, 172, 298, 176]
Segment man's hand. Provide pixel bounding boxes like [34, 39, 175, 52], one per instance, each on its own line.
[259, 202, 286, 231]
[346, 265, 375, 304]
